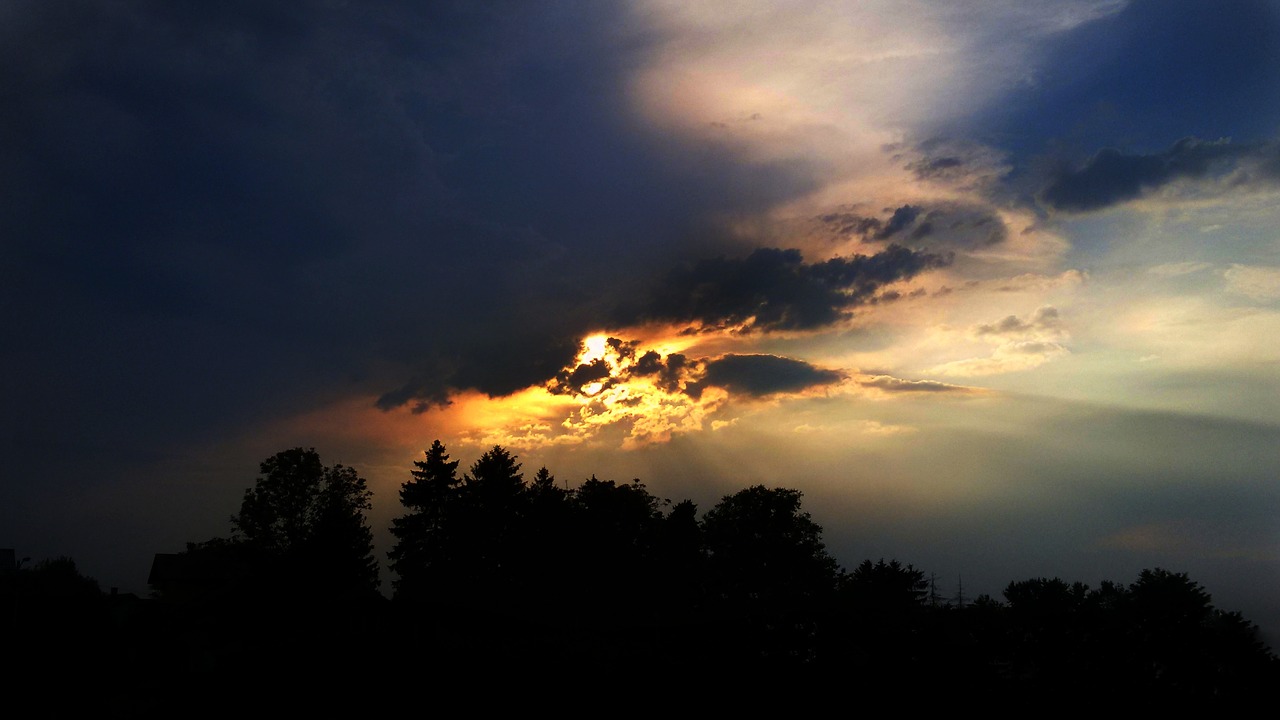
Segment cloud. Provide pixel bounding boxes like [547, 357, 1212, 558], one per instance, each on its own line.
[1224, 265, 1280, 301]
[910, 157, 965, 178]
[819, 202, 1009, 250]
[975, 306, 1062, 336]
[1148, 262, 1214, 278]
[619, 245, 950, 334]
[380, 332, 584, 412]
[968, 0, 1280, 177]
[910, 205, 1009, 248]
[877, 205, 924, 240]
[1040, 137, 1280, 212]
[699, 354, 844, 397]
[451, 338, 856, 449]
[634, 0, 1128, 163]
[902, 139, 1011, 192]
[630, 350, 693, 394]
[546, 340, 696, 399]
[816, 212, 884, 238]
[994, 270, 1088, 292]
[860, 420, 917, 436]
[923, 306, 1072, 377]
[1, 0, 844, 430]
[549, 340, 846, 400]
[927, 341, 1069, 377]
[858, 375, 973, 394]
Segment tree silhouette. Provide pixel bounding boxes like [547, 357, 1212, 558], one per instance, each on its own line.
[388, 439, 461, 601]
[144, 449, 382, 711]
[650, 498, 704, 653]
[572, 478, 665, 606]
[700, 485, 839, 668]
[825, 559, 932, 682]
[968, 567, 1280, 703]
[573, 476, 665, 577]
[998, 576, 1095, 691]
[841, 558, 929, 613]
[6, 557, 111, 715]
[702, 485, 838, 601]
[22, 444, 1277, 708]
[387, 442, 535, 670]
[453, 445, 527, 605]
[1123, 567, 1219, 696]
[231, 447, 379, 600]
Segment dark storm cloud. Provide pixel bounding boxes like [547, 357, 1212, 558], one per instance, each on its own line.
[0, 0, 825, 432]
[631, 351, 692, 395]
[0, 1, 828, 588]
[700, 354, 844, 397]
[962, 0, 1280, 189]
[379, 331, 584, 412]
[1039, 137, 1280, 212]
[620, 245, 950, 334]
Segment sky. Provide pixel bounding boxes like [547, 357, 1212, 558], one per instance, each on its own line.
[3, 0, 1279, 641]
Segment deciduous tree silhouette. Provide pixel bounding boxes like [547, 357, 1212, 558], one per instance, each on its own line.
[826, 559, 931, 681]
[998, 576, 1096, 691]
[1124, 567, 1221, 696]
[231, 447, 379, 601]
[702, 485, 838, 601]
[975, 567, 1280, 703]
[5, 557, 111, 715]
[701, 485, 838, 668]
[841, 558, 929, 613]
[573, 476, 666, 592]
[151, 448, 382, 710]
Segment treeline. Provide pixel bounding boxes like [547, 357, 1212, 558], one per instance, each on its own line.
[4, 443, 1278, 713]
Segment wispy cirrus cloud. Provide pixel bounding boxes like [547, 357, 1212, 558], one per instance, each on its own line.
[858, 375, 975, 394]
[1224, 264, 1280, 301]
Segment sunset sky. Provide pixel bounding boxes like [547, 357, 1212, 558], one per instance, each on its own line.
[3, 1, 1279, 639]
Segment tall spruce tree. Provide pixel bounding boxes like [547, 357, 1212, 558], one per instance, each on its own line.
[388, 440, 460, 601]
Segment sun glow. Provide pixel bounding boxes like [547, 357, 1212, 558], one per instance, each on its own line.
[579, 334, 610, 364]
[355, 316, 976, 454]
[451, 330, 734, 449]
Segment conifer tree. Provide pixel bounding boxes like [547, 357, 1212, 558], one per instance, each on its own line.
[388, 440, 460, 600]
